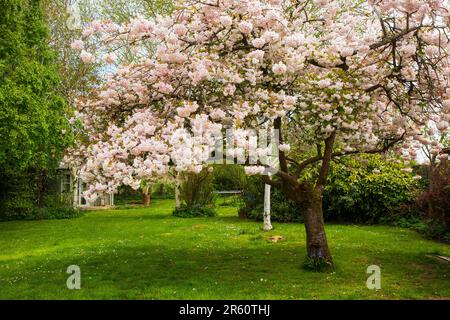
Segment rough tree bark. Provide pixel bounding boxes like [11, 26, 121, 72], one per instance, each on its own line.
[302, 189, 333, 265]
[270, 119, 335, 267]
[142, 184, 151, 206]
[282, 182, 333, 267]
[300, 133, 335, 266]
[263, 183, 273, 231]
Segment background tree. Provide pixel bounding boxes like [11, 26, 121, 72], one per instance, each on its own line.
[0, 0, 73, 219]
[42, 0, 174, 103]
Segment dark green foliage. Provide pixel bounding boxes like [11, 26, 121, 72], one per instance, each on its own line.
[172, 169, 217, 217]
[152, 180, 175, 199]
[0, 0, 72, 220]
[25, 207, 82, 220]
[114, 191, 142, 205]
[34, 192, 81, 220]
[212, 165, 246, 208]
[0, 169, 81, 221]
[239, 155, 417, 224]
[115, 185, 144, 205]
[212, 164, 246, 191]
[180, 169, 216, 208]
[420, 220, 450, 242]
[239, 176, 301, 222]
[0, 0, 72, 170]
[406, 162, 450, 242]
[324, 155, 417, 223]
[395, 217, 450, 243]
[173, 204, 216, 218]
[0, 169, 36, 219]
[115, 181, 175, 205]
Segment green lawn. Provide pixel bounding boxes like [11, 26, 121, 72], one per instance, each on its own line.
[0, 199, 449, 299]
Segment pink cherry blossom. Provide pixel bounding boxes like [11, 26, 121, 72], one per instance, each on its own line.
[71, 39, 84, 51]
[272, 62, 287, 75]
[80, 50, 95, 64]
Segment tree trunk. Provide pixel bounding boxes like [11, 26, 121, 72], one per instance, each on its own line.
[302, 189, 333, 267]
[263, 184, 273, 231]
[270, 126, 335, 269]
[175, 172, 181, 209]
[142, 185, 151, 206]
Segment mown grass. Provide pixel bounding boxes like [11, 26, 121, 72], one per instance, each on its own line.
[0, 199, 449, 299]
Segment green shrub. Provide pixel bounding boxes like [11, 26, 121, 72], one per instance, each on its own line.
[324, 155, 417, 223]
[172, 168, 217, 217]
[0, 167, 81, 221]
[152, 180, 175, 199]
[392, 214, 450, 243]
[420, 220, 450, 242]
[0, 170, 36, 220]
[212, 164, 246, 191]
[28, 206, 82, 220]
[412, 162, 450, 242]
[391, 213, 426, 229]
[238, 176, 302, 222]
[173, 204, 216, 218]
[240, 155, 417, 224]
[180, 169, 216, 208]
[33, 193, 81, 220]
[115, 185, 142, 205]
[0, 192, 81, 221]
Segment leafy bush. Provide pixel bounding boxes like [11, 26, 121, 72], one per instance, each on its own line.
[212, 164, 246, 191]
[172, 168, 217, 217]
[180, 169, 216, 208]
[152, 180, 175, 199]
[0, 169, 35, 220]
[35, 193, 81, 220]
[173, 204, 216, 218]
[324, 155, 417, 223]
[420, 220, 450, 242]
[239, 155, 418, 224]
[27, 206, 82, 220]
[0, 191, 81, 221]
[409, 162, 450, 242]
[392, 214, 450, 243]
[238, 176, 301, 222]
[115, 185, 142, 205]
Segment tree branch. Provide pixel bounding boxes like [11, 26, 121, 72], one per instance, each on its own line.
[370, 26, 421, 50]
[274, 117, 289, 174]
[315, 132, 336, 190]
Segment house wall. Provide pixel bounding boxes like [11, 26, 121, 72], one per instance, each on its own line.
[55, 169, 114, 207]
[76, 179, 114, 207]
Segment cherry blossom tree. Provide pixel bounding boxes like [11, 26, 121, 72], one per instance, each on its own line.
[65, 0, 449, 267]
